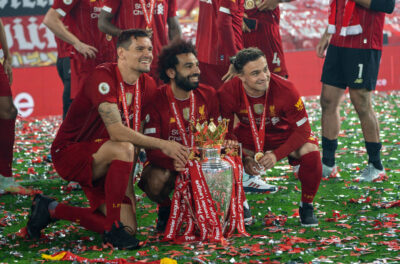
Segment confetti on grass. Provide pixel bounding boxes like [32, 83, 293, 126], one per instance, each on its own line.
[0, 92, 399, 263]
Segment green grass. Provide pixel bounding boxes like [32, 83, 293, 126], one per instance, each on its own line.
[1, 91, 399, 263]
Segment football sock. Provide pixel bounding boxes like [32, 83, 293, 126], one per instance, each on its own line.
[321, 137, 337, 167]
[298, 151, 322, 204]
[0, 118, 16, 177]
[365, 141, 383, 170]
[52, 203, 107, 234]
[105, 160, 133, 230]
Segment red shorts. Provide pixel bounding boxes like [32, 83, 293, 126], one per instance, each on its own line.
[243, 132, 319, 166]
[199, 62, 229, 89]
[51, 139, 108, 210]
[0, 63, 12, 97]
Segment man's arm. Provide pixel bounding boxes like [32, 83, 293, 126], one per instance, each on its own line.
[98, 102, 189, 165]
[167, 16, 182, 41]
[98, 10, 122, 37]
[354, 0, 395, 13]
[0, 19, 12, 85]
[316, 27, 332, 58]
[43, 8, 97, 59]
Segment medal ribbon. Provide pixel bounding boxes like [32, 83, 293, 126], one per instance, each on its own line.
[241, 84, 268, 153]
[115, 65, 141, 131]
[166, 85, 196, 148]
[140, 0, 157, 29]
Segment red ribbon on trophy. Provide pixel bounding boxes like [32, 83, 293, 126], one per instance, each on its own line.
[162, 85, 247, 242]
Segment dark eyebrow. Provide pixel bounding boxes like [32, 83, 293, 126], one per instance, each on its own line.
[184, 62, 194, 67]
[250, 70, 260, 75]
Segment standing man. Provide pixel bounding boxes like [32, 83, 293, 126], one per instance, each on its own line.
[43, 0, 115, 99]
[316, 0, 395, 181]
[98, 0, 182, 80]
[219, 48, 322, 226]
[0, 18, 20, 194]
[138, 39, 222, 232]
[27, 30, 189, 249]
[54, 17, 72, 119]
[242, 0, 291, 78]
[196, 0, 244, 88]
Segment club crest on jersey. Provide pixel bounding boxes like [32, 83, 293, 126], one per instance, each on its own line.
[145, 114, 150, 123]
[63, 0, 73, 5]
[126, 93, 133, 106]
[294, 98, 304, 111]
[253, 104, 264, 115]
[98, 82, 110, 95]
[199, 104, 205, 118]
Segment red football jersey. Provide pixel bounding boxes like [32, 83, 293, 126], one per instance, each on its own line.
[55, 16, 72, 59]
[52, 0, 116, 66]
[102, 0, 177, 62]
[218, 74, 311, 161]
[330, 0, 386, 50]
[196, 0, 244, 65]
[143, 84, 220, 170]
[52, 62, 157, 151]
[243, 6, 288, 77]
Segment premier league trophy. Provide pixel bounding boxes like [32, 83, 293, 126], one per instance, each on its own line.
[163, 119, 248, 243]
[192, 119, 233, 229]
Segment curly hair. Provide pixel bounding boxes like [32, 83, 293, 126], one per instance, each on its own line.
[157, 39, 198, 84]
[233, 47, 265, 73]
[117, 29, 150, 50]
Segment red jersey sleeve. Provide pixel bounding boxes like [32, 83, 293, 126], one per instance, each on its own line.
[167, 0, 177, 18]
[272, 80, 311, 161]
[85, 68, 118, 109]
[143, 92, 175, 171]
[52, 0, 79, 16]
[217, 79, 239, 141]
[101, 0, 121, 14]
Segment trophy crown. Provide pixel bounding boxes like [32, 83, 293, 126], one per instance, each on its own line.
[191, 118, 230, 147]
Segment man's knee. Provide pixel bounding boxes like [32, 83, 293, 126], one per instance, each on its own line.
[139, 166, 175, 203]
[296, 143, 319, 158]
[350, 90, 373, 117]
[112, 142, 135, 162]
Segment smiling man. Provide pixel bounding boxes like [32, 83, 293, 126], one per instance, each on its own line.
[26, 30, 189, 249]
[138, 39, 222, 232]
[218, 48, 322, 227]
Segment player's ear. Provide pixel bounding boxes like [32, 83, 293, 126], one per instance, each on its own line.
[166, 68, 176, 79]
[117, 46, 124, 60]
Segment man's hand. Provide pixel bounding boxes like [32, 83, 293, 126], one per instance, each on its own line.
[173, 159, 186, 172]
[258, 151, 277, 170]
[223, 139, 239, 149]
[257, 0, 280, 11]
[316, 30, 332, 58]
[243, 156, 263, 176]
[161, 140, 190, 168]
[222, 64, 237, 82]
[2, 57, 12, 86]
[73, 41, 98, 59]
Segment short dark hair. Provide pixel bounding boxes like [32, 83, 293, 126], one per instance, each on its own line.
[157, 39, 198, 84]
[233, 47, 266, 73]
[117, 29, 150, 50]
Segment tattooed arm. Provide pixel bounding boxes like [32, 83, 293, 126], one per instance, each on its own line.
[98, 102, 189, 165]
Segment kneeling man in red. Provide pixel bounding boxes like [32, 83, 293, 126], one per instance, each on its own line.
[218, 48, 322, 227]
[26, 30, 189, 249]
[139, 39, 249, 243]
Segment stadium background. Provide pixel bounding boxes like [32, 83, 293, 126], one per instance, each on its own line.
[1, 0, 399, 117]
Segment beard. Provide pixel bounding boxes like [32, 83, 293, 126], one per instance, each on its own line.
[175, 72, 200, 91]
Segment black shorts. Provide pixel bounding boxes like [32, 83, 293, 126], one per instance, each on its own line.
[321, 45, 381, 91]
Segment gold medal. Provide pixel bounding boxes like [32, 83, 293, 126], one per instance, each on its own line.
[245, 0, 255, 10]
[106, 34, 112, 41]
[254, 152, 264, 162]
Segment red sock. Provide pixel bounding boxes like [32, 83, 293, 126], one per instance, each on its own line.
[0, 118, 15, 177]
[104, 160, 133, 230]
[298, 151, 322, 203]
[53, 203, 107, 233]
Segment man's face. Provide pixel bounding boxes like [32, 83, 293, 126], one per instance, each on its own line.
[120, 36, 153, 73]
[239, 56, 270, 94]
[174, 53, 200, 91]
